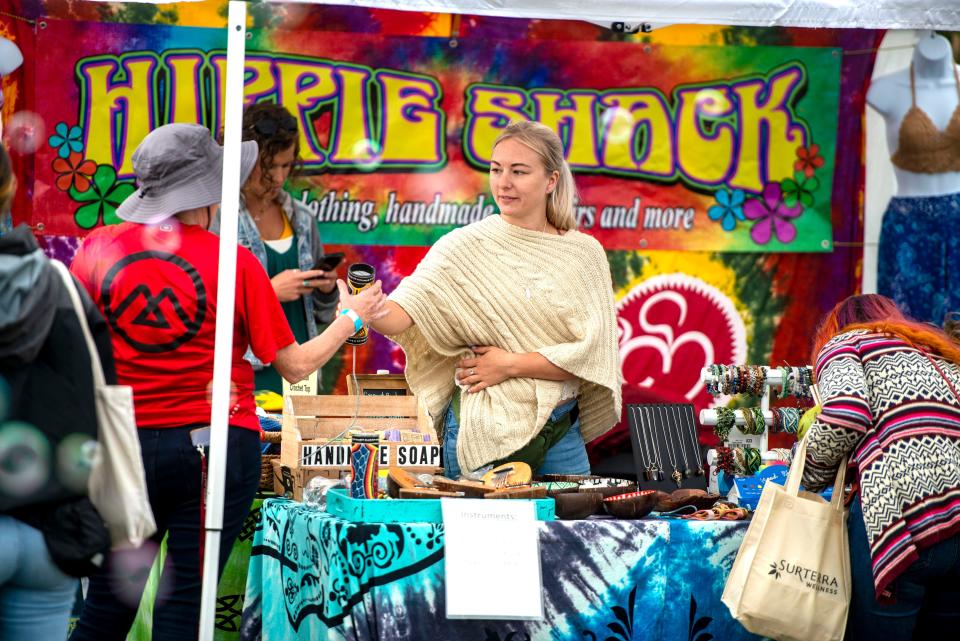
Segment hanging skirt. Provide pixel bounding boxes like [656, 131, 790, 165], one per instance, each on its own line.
[878, 191, 960, 324]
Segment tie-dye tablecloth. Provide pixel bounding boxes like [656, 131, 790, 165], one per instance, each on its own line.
[239, 498, 762, 641]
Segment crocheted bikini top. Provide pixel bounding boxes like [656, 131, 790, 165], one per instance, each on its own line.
[890, 63, 960, 174]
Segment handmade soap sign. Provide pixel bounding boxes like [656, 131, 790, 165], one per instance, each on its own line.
[299, 442, 442, 470]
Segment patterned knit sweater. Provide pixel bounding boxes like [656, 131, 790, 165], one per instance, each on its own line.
[388, 215, 623, 473]
[803, 329, 960, 598]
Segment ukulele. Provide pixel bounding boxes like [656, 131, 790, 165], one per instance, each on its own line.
[481, 462, 532, 489]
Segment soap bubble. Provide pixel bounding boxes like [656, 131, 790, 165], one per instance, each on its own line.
[141, 219, 182, 254]
[0, 421, 50, 499]
[600, 107, 636, 145]
[205, 379, 240, 409]
[351, 139, 383, 173]
[108, 540, 171, 608]
[57, 433, 97, 493]
[4, 111, 45, 154]
[694, 88, 729, 117]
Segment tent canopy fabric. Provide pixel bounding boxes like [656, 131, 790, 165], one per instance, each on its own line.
[268, 0, 960, 30]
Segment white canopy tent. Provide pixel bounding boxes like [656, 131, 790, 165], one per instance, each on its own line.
[78, 1, 960, 639]
[274, 0, 960, 30]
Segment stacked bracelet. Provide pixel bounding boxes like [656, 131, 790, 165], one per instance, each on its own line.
[714, 407, 735, 442]
[339, 308, 363, 333]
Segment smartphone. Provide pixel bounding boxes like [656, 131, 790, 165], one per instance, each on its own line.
[313, 252, 345, 271]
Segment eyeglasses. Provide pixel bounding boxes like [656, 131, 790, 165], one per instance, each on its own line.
[250, 115, 298, 137]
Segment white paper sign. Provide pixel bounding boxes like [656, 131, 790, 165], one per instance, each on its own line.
[283, 369, 318, 397]
[441, 498, 543, 620]
[726, 425, 764, 450]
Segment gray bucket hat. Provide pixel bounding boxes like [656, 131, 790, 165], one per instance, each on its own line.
[116, 123, 259, 225]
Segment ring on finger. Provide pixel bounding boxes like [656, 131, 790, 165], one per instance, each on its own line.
[469, 368, 476, 376]
[302, 280, 309, 287]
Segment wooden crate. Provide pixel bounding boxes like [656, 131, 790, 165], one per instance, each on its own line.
[280, 394, 441, 474]
[346, 373, 412, 396]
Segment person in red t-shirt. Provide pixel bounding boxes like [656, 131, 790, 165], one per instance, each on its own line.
[69, 124, 385, 641]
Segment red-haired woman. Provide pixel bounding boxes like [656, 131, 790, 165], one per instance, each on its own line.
[803, 294, 960, 641]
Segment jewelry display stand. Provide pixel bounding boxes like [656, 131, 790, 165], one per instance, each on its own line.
[697, 364, 811, 490]
[697, 365, 811, 452]
[627, 403, 708, 492]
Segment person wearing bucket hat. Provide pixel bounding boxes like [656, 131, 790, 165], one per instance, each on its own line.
[68, 123, 387, 641]
[210, 103, 340, 395]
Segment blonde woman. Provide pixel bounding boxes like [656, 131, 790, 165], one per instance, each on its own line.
[371, 121, 622, 478]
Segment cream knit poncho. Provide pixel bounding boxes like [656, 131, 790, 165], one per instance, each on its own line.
[388, 215, 623, 473]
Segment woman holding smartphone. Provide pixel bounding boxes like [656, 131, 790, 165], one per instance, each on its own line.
[212, 102, 339, 393]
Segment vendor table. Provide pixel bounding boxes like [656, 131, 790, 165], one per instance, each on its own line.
[240, 498, 761, 641]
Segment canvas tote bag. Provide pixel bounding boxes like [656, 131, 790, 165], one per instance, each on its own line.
[721, 436, 851, 641]
[52, 260, 156, 548]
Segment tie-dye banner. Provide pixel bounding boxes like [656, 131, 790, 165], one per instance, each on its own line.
[2, 5, 880, 446]
[26, 18, 841, 252]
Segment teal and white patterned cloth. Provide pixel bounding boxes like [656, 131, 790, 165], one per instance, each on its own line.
[240, 498, 761, 641]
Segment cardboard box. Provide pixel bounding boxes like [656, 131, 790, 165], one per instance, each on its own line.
[278, 395, 442, 500]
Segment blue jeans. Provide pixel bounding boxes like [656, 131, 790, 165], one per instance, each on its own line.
[0, 516, 77, 641]
[70, 425, 260, 641]
[846, 496, 960, 641]
[443, 398, 591, 479]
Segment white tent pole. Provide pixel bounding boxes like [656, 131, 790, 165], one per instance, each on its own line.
[199, 1, 247, 639]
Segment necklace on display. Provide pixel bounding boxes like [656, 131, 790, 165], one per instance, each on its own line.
[681, 405, 705, 476]
[639, 408, 663, 482]
[670, 405, 694, 478]
[657, 406, 683, 487]
[630, 407, 652, 479]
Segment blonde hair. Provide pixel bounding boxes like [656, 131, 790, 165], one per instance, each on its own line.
[492, 121, 578, 231]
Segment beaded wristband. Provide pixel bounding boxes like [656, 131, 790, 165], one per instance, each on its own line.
[716, 446, 735, 475]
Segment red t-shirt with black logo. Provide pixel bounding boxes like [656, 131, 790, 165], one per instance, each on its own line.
[71, 221, 295, 431]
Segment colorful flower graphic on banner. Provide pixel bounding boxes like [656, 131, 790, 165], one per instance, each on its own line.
[707, 189, 746, 232]
[794, 144, 825, 178]
[53, 152, 96, 192]
[744, 183, 803, 245]
[781, 172, 820, 208]
[48, 122, 84, 159]
[48, 122, 136, 229]
[68, 165, 136, 228]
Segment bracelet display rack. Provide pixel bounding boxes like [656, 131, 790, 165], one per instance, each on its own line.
[698, 365, 813, 453]
[627, 403, 708, 492]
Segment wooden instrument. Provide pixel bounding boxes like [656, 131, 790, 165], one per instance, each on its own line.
[387, 468, 423, 498]
[399, 487, 463, 499]
[485, 485, 547, 500]
[481, 462, 532, 489]
[431, 476, 494, 498]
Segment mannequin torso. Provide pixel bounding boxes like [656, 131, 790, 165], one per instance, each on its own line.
[867, 33, 960, 197]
